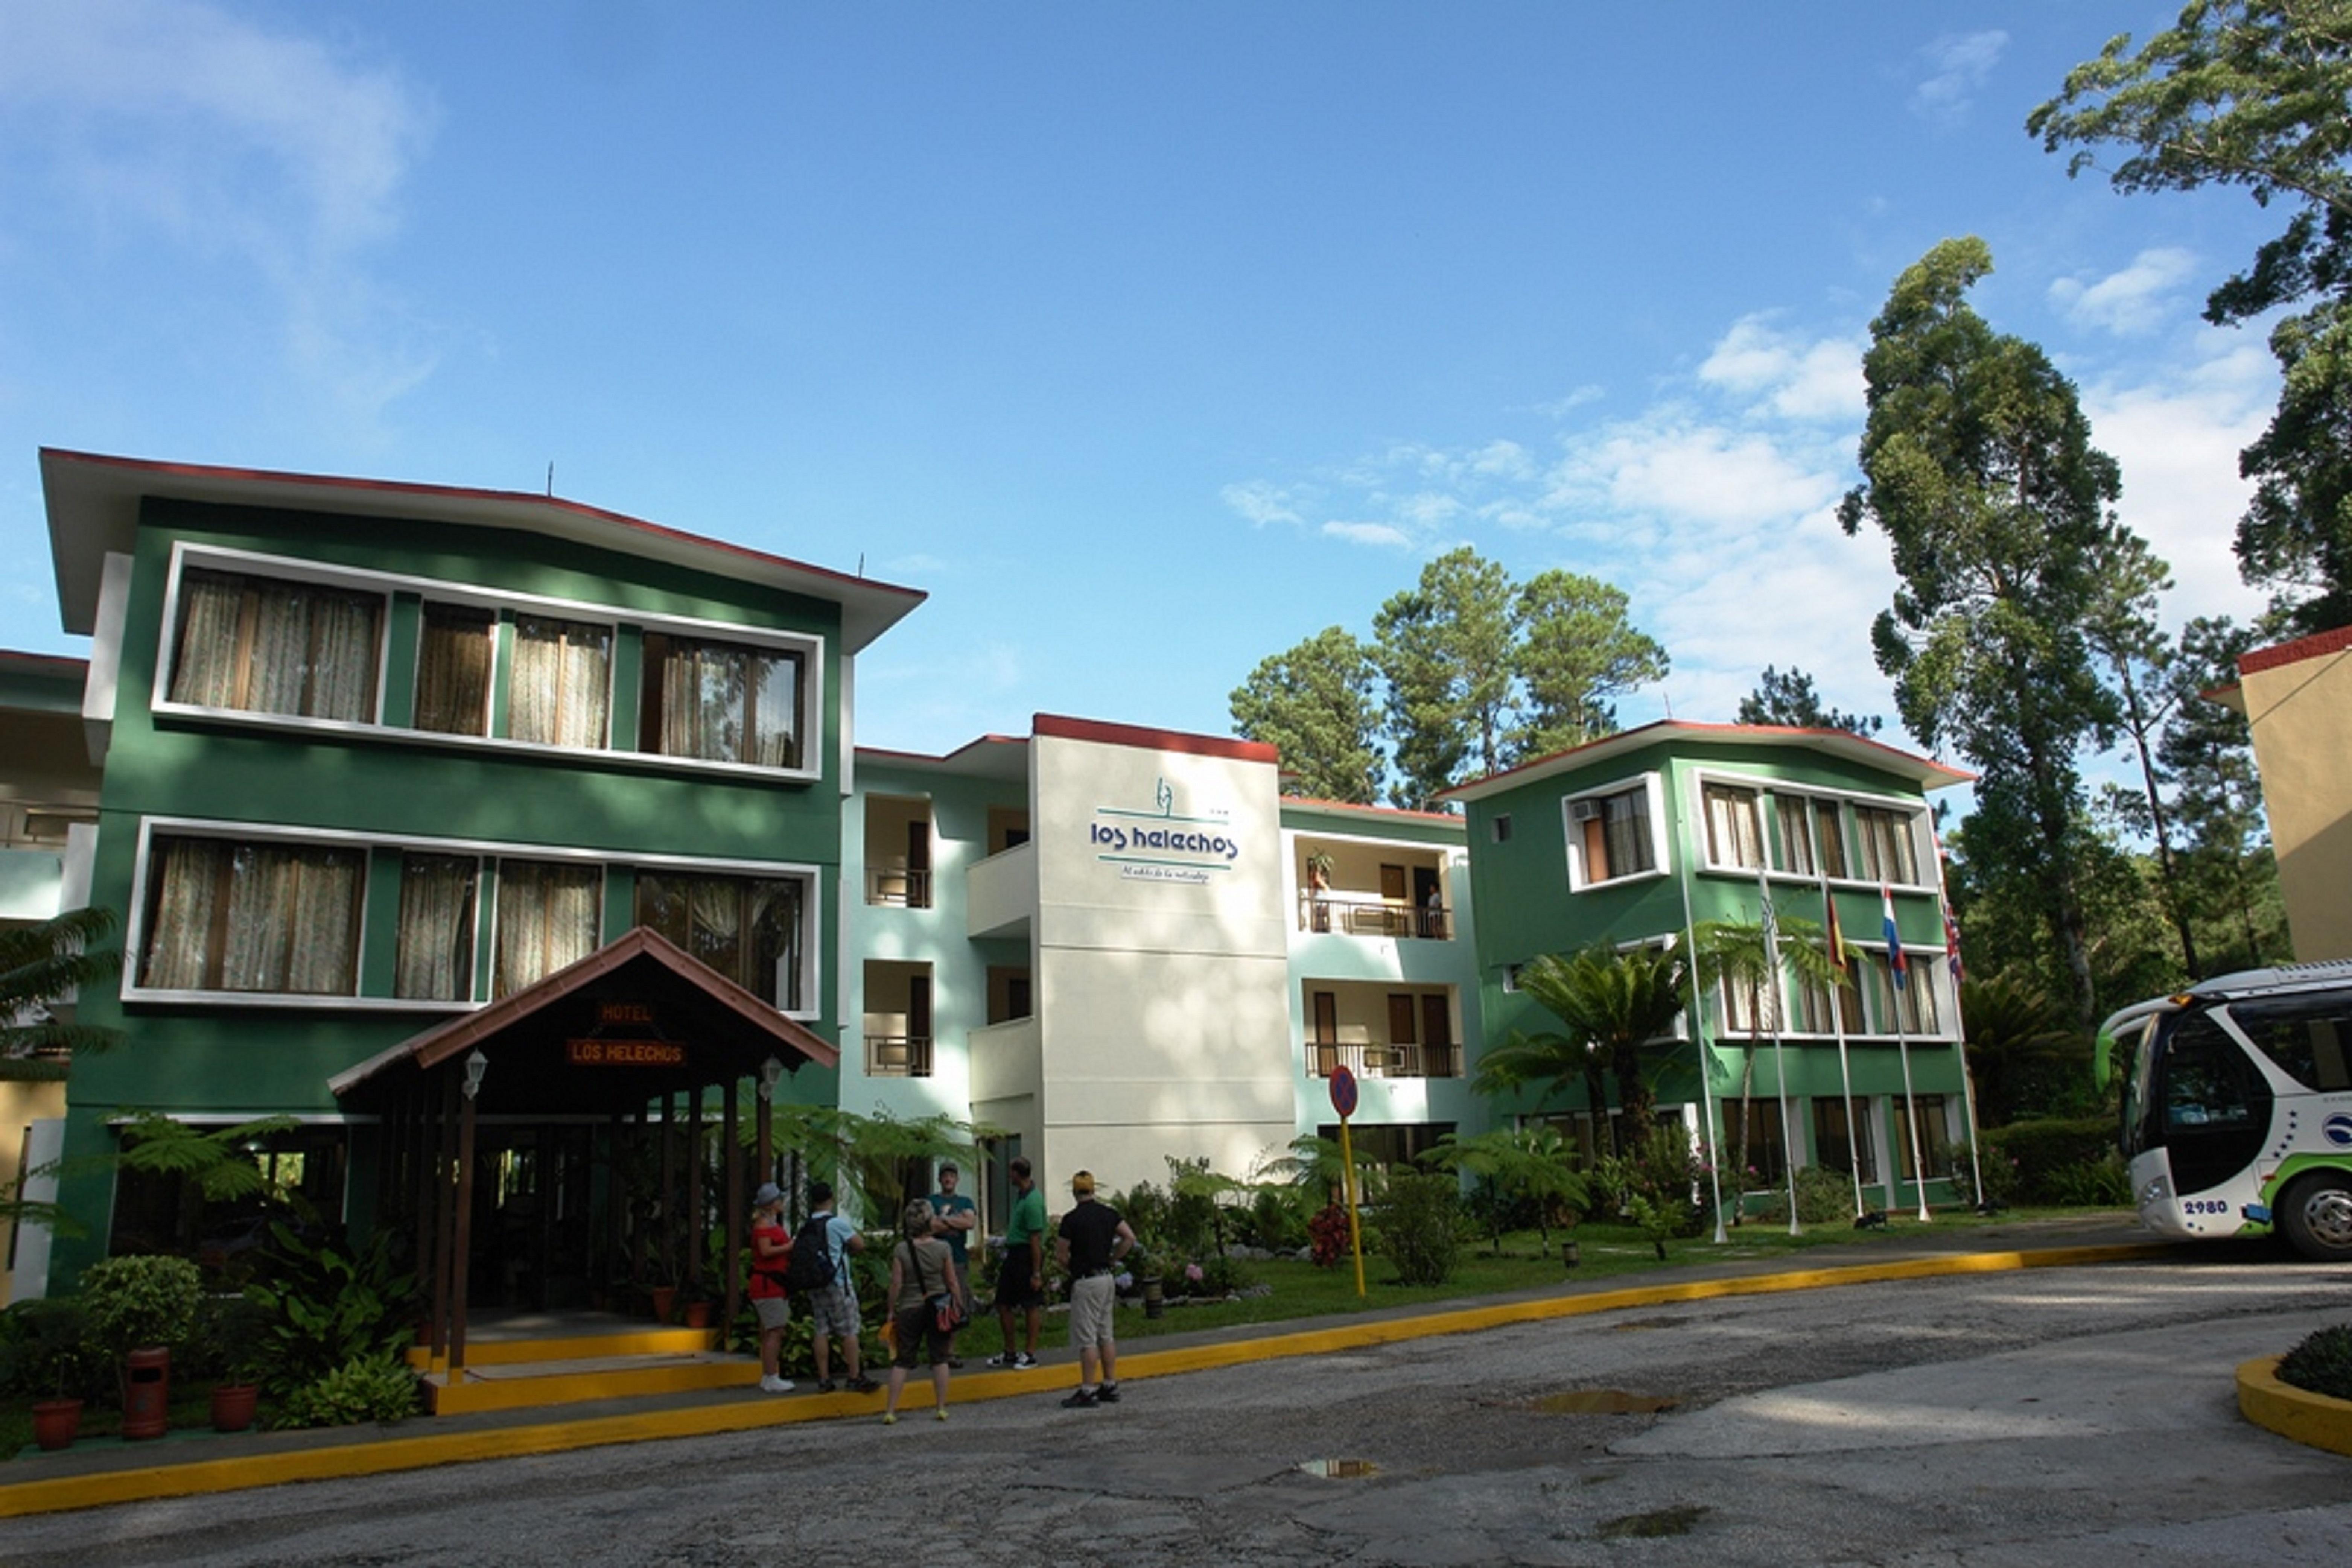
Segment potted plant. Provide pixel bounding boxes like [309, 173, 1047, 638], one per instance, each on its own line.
[9, 1297, 92, 1451]
[82, 1253, 206, 1439]
[198, 1293, 267, 1433]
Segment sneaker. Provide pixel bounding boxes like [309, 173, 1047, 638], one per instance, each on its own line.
[817, 1379, 837, 1393]
[759, 1375, 795, 1393]
[984, 1352, 1017, 1368]
[934, 1407, 949, 1422]
[881, 1412, 897, 1425]
[948, 1357, 965, 1370]
[846, 1376, 881, 1394]
[1061, 1387, 1099, 1409]
[1095, 1382, 1120, 1404]
[1015, 1351, 1037, 1369]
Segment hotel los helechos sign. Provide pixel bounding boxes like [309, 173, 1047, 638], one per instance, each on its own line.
[1085, 777, 1242, 885]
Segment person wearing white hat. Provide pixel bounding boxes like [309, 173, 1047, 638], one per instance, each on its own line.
[748, 1182, 795, 1393]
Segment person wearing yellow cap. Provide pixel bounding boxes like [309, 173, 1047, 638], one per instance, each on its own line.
[1054, 1170, 1135, 1408]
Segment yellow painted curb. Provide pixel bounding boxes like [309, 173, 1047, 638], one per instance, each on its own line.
[0, 1241, 2170, 1518]
[2238, 1355, 2352, 1458]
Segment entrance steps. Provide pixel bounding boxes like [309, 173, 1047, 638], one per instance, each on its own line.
[408, 1314, 760, 1416]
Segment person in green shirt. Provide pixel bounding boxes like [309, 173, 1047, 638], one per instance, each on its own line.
[987, 1155, 1046, 1369]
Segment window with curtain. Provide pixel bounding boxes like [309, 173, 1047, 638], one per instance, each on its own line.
[394, 853, 479, 1001]
[1570, 784, 1655, 886]
[138, 835, 364, 994]
[507, 616, 612, 749]
[1794, 971, 1863, 1035]
[1718, 969, 1771, 1036]
[1891, 1093, 1953, 1181]
[1720, 1099, 1789, 1183]
[635, 871, 806, 1009]
[491, 860, 603, 998]
[413, 603, 494, 736]
[1811, 1097, 1878, 1183]
[1854, 805, 1920, 885]
[1862, 952, 1940, 1034]
[167, 568, 384, 722]
[1702, 783, 1763, 869]
[1772, 794, 1816, 876]
[638, 634, 804, 770]
[1811, 799, 1850, 879]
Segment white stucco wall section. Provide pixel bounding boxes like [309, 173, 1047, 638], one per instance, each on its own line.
[1031, 732, 1294, 1193]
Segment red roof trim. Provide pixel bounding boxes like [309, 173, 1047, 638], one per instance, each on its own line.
[856, 734, 1029, 765]
[1032, 713, 1278, 763]
[2239, 622, 2352, 677]
[40, 447, 924, 605]
[0, 650, 89, 676]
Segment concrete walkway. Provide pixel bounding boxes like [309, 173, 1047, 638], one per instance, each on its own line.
[0, 1215, 2177, 1518]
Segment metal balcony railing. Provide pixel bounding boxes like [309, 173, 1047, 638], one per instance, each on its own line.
[1305, 1040, 1462, 1080]
[866, 868, 933, 909]
[864, 1034, 933, 1077]
[1297, 890, 1450, 939]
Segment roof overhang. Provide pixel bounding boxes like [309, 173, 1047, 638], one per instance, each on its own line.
[1436, 720, 1973, 806]
[41, 447, 926, 653]
[330, 926, 838, 1115]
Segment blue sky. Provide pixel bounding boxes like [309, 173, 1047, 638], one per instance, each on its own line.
[0, 2, 2285, 767]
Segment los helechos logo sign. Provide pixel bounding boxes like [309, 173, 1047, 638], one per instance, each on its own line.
[1086, 777, 1240, 885]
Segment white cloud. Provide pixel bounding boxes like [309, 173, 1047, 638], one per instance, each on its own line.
[1554, 419, 1844, 530]
[1221, 480, 1305, 527]
[2049, 248, 2204, 336]
[2084, 333, 2278, 628]
[1321, 519, 1413, 549]
[1910, 30, 2007, 126]
[1531, 386, 1604, 418]
[1698, 315, 1863, 422]
[0, 0, 439, 423]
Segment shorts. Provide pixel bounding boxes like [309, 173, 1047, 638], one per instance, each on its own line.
[996, 1249, 1045, 1310]
[890, 1301, 952, 1369]
[1068, 1273, 1117, 1349]
[753, 1294, 791, 1331]
[808, 1278, 859, 1339]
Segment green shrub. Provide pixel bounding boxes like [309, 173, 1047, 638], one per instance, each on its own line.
[1117, 1179, 1173, 1256]
[0, 1296, 100, 1401]
[2042, 1154, 2133, 1207]
[245, 1226, 419, 1398]
[1250, 1186, 1307, 1251]
[2279, 1323, 2352, 1402]
[81, 1254, 207, 1367]
[1377, 1173, 1460, 1286]
[1982, 1118, 2117, 1203]
[1751, 1165, 1858, 1226]
[267, 1351, 422, 1429]
[1966, 1142, 2025, 1209]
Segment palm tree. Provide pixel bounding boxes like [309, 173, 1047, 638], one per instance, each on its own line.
[1, 907, 122, 1233]
[1423, 1125, 1588, 1257]
[1958, 972, 2083, 1126]
[1483, 944, 1690, 1152]
[1692, 914, 1851, 1194]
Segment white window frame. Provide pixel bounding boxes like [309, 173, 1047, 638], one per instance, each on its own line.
[1699, 780, 1766, 872]
[1685, 770, 1938, 894]
[151, 543, 828, 784]
[1561, 771, 1669, 891]
[120, 815, 825, 1018]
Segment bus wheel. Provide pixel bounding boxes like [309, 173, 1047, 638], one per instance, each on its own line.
[2280, 1172, 2352, 1261]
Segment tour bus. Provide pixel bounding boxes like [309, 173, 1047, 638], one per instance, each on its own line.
[2102, 959, 2352, 1262]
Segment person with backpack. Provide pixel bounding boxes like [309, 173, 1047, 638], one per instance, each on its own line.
[881, 1198, 961, 1424]
[787, 1181, 878, 1393]
[747, 1182, 796, 1393]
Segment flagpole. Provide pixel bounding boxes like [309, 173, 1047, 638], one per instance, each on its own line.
[1885, 885, 1930, 1224]
[1758, 866, 1798, 1236]
[1822, 870, 1865, 1220]
[1675, 793, 1728, 1245]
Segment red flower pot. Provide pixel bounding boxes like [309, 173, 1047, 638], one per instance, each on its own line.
[211, 1382, 260, 1434]
[32, 1398, 83, 1452]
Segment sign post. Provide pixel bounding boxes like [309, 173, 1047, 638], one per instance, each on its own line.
[1330, 1066, 1366, 1298]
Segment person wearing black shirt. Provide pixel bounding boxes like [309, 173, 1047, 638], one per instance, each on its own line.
[1054, 1170, 1135, 1408]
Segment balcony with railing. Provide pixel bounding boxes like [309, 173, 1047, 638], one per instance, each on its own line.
[1305, 1039, 1463, 1079]
[864, 1034, 934, 1077]
[865, 867, 933, 909]
[1297, 888, 1450, 940]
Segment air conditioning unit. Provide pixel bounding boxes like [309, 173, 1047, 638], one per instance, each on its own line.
[1568, 799, 1602, 823]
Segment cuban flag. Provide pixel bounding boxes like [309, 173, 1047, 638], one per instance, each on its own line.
[1881, 885, 1908, 991]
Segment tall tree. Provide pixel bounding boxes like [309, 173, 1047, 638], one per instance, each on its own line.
[2032, 2, 2352, 630]
[1839, 237, 2141, 1025]
[1483, 944, 1689, 1151]
[1372, 548, 1516, 808]
[1228, 627, 1386, 804]
[2162, 615, 2293, 968]
[1735, 666, 1883, 736]
[1509, 569, 1669, 762]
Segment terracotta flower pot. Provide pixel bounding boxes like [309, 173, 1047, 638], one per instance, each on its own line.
[683, 1300, 712, 1329]
[650, 1285, 677, 1323]
[211, 1382, 261, 1434]
[32, 1398, 83, 1452]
